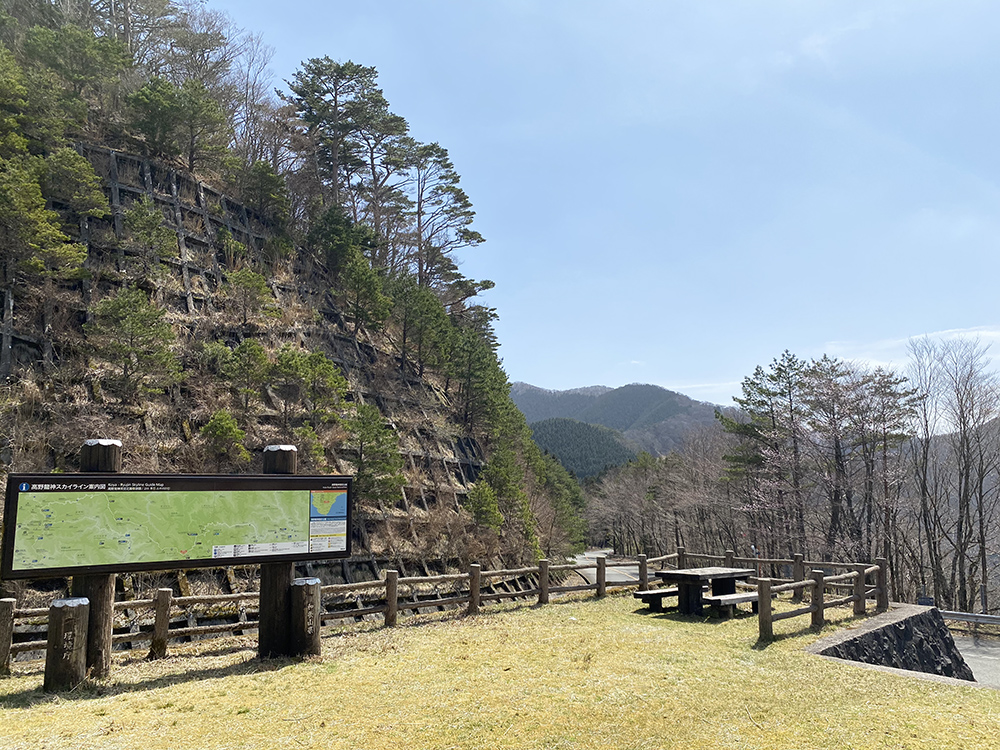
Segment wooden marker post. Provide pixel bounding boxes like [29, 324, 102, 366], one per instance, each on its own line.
[810, 570, 825, 630]
[791, 554, 804, 603]
[875, 557, 890, 613]
[71, 439, 122, 679]
[43, 597, 90, 692]
[757, 578, 773, 641]
[258, 445, 297, 659]
[290, 577, 322, 656]
[149, 588, 173, 660]
[538, 559, 549, 605]
[596, 556, 606, 598]
[384, 570, 399, 627]
[638, 554, 648, 592]
[467, 564, 481, 616]
[0, 598, 15, 676]
[853, 564, 868, 615]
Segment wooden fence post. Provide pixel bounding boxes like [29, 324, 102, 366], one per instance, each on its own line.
[44, 597, 89, 692]
[676, 546, 686, 569]
[468, 564, 481, 616]
[0, 598, 14, 676]
[853, 564, 867, 615]
[810, 570, 825, 630]
[724, 549, 734, 567]
[875, 557, 889, 613]
[638, 554, 648, 592]
[148, 588, 173, 660]
[259, 445, 297, 659]
[72, 438, 121, 679]
[596, 556, 606, 598]
[757, 578, 773, 641]
[791, 554, 804, 603]
[384, 570, 398, 627]
[291, 577, 322, 656]
[538, 559, 549, 605]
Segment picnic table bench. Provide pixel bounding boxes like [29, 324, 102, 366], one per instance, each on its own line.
[654, 567, 755, 616]
[702, 591, 759, 617]
[633, 587, 679, 612]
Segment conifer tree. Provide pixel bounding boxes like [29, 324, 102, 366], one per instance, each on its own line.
[343, 402, 405, 511]
[85, 286, 179, 401]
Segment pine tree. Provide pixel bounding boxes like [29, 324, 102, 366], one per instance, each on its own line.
[85, 286, 179, 401]
[343, 402, 405, 511]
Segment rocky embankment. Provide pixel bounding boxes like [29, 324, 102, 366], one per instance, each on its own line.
[809, 604, 974, 681]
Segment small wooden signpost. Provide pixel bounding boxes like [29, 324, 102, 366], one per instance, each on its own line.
[0, 598, 14, 675]
[43, 597, 90, 692]
[290, 577, 322, 656]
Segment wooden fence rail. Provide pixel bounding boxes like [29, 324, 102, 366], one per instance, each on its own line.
[757, 558, 889, 641]
[0, 558, 616, 666]
[0, 551, 893, 670]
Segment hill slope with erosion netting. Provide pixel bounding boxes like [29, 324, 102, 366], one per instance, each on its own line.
[0, 145, 503, 600]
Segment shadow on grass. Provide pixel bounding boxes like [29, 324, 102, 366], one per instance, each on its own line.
[632, 606, 758, 625]
[0, 647, 293, 709]
[752, 622, 826, 650]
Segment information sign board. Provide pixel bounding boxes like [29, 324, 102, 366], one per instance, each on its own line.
[1, 473, 353, 579]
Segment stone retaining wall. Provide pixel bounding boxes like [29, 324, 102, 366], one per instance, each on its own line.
[807, 604, 974, 681]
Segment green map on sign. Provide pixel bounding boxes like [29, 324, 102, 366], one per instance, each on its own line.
[13, 489, 308, 570]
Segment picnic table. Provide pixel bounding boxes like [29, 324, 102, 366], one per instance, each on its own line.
[654, 566, 755, 616]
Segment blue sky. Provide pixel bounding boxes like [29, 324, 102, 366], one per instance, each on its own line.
[210, 0, 1000, 406]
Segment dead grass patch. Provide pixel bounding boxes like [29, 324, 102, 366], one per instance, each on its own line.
[1, 594, 998, 749]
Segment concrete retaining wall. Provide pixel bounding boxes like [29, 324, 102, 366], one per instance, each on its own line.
[807, 604, 975, 682]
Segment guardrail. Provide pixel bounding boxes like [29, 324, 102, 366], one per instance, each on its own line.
[939, 611, 1000, 626]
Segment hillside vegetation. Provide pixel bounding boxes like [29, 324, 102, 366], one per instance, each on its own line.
[529, 418, 636, 479]
[0, 1, 585, 571]
[511, 382, 720, 455]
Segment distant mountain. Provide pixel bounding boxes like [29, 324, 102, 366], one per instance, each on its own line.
[529, 418, 637, 479]
[512, 382, 722, 456]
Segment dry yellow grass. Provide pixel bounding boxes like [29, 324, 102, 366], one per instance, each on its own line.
[1, 594, 999, 749]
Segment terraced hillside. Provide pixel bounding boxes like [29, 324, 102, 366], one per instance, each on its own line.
[0, 145, 571, 602]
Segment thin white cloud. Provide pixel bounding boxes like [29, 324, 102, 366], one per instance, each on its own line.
[797, 13, 877, 67]
[820, 326, 1000, 370]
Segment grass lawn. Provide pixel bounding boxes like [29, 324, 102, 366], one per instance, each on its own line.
[1, 593, 998, 749]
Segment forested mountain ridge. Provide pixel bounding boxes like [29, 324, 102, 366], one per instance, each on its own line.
[512, 382, 721, 455]
[529, 418, 636, 480]
[0, 0, 586, 575]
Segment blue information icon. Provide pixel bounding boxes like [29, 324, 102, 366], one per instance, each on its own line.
[18, 483, 29, 492]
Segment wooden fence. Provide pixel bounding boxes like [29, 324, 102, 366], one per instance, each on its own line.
[662, 547, 890, 640]
[0, 558, 613, 669]
[0, 549, 895, 668]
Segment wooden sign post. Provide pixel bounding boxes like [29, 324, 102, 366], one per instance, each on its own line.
[70, 439, 122, 679]
[258, 445, 297, 659]
[43, 597, 90, 692]
[290, 577, 322, 656]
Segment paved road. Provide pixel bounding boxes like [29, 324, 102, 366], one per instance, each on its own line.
[953, 635, 1000, 688]
[573, 550, 646, 586]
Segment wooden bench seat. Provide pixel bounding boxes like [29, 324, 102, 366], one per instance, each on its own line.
[702, 591, 759, 616]
[633, 588, 679, 612]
